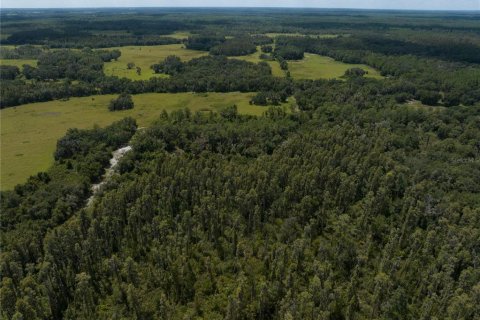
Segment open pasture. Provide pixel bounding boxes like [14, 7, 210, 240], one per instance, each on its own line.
[288, 53, 383, 80]
[0, 58, 37, 67]
[102, 44, 207, 80]
[0, 92, 283, 190]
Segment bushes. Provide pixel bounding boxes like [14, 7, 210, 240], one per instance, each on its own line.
[274, 45, 305, 60]
[109, 93, 134, 111]
[0, 65, 20, 80]
[416, 90, 441, 106]
[344, 67, 367, 78]
[151, 55, 184, 75]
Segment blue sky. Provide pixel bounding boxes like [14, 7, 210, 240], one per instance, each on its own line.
[1, 0, 479, 10]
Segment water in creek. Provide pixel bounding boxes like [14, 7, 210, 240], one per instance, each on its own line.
[86, 146, 132, 206]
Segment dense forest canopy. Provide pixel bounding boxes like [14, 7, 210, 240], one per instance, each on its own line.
[1, 7, 480, 320]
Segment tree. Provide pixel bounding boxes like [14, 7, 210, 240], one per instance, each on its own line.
[0, 65, 20, 80]
[109, 93, 134, 111]
[151, 55, 184, 75]
[127, 62, 135, 70]
[261, 45, 273, 53]
[344, 67, 367, 78]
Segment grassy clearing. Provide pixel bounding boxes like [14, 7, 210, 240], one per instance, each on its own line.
[0, 92, 287, 190]
[289, 53, 383, 80]
[165, 31, 192, 39]
[0, 59, 37, 67]
[230, 46, 284, 77]
[102, 44, 207, 80]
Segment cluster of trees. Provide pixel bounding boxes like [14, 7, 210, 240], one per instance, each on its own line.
[108, 93, 134, 111]
[186, 35, 226, 51]
[23, 49, 118, 82]
[273, 45, 304, 60]
[273, 35, 480, 106]
[250, 90, 289, 106]
[0, 117, 137, 309]
[2, 20, 182, 48]
[0, 45, 44, 59]
[151, 55, 184, 75]
[0, 56, 288, 108]
[344, 67, 367, 78]
[2, 102, 479, 319]
[209, 37, 257, 56]
[0, 66, 20, 80]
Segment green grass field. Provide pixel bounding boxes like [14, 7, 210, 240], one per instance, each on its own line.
[288, 53, 383, 80]
[165, 31, 192, 39]
[0, 59, 37, 67]
[230, 46, 285, 77]
[0, 92, 286, 190]
[102, 44, 207, 80]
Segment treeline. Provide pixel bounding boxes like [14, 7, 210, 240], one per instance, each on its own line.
[3, 29, 180, 48]
[0, 45, 44, 59]
[274, 36, 480, 106]
[1, 103, 479, 319]
[1, 56, 288, 108]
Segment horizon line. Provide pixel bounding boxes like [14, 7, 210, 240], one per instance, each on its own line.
[1, 6, 479, 11]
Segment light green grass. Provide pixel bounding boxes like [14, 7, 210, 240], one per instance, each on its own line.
[0, 92, 280, 190]
[165, 31, 192, 39]
[230, 46, 284, 77]
[289, 53, 383, 80]
[0, 59, 37, 67]
[102, 44, 207, 80]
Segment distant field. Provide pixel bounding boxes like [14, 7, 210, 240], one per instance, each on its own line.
[102, 44, 207, 80]
[0, 92, 288, 190]
[166, 31, 192, 39]
[289, 53, 383, 80]
[265, 33, 340, 38]
[0, 59, 37, 67]
[230, 47, 285, 77]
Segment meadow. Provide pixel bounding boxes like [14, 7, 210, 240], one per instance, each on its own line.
[230, 46, 285, 77]
[0, 92, 288, 190]
[102, 44, 207, 80]
[0, 58, 37, 67]
[289, 53, 383, 80]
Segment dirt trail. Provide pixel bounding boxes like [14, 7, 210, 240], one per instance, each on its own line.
[86, 146, 132, 206]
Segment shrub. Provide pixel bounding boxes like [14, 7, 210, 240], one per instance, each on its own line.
[109, 93, 134, 111]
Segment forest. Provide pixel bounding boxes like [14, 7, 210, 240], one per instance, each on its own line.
[1, 7, 480, 320]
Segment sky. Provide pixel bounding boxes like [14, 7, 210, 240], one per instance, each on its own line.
[1, 0, 479, 10]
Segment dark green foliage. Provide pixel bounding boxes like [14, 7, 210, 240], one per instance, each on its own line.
[0, 45, 44, 59]
[151, 55, 184, 75]
[344, 67, 367, 77]
[108, 93, 134, 111]
[0, 65, 20, 80]
[2, 104, 479, 319]
[261, 45, 273, 53]
[210, 37, 257, 56]
[416, 89, 441, 106]
[1, 9, 480, 318]
[22, 48, 117, 82]
[97, 49, 121, 62]
[186, 35, 225, 51]
[250, 91, 287, 106]
[274, 45, 304, 60]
